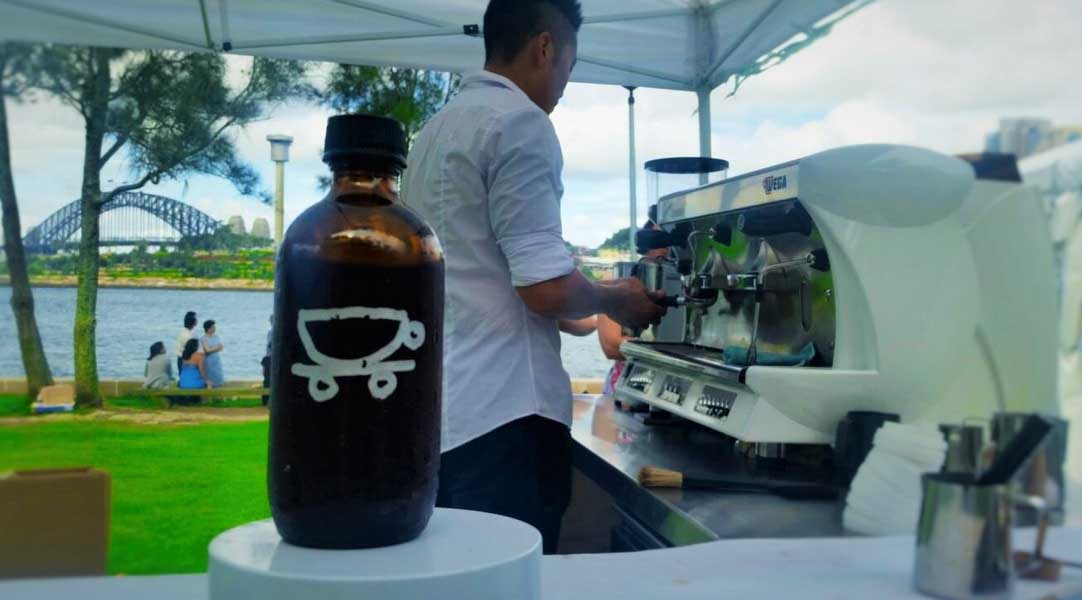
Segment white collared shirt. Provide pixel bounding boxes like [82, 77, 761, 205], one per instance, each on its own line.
[175, 327, 196, 357]
[402, 70, 576, 451]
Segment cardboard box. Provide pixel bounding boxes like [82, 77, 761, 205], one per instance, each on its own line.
[32, 384, 75, 414]
[0, 467, 110, 578]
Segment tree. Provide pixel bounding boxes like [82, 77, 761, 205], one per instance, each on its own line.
[597, 226, 633, 251]
[0, 43, 54, 403]
[315, 66, 458, 190]
[178, 225, 272, 253]
[321, 66, 458, 140]
[30, 47, 308, 407]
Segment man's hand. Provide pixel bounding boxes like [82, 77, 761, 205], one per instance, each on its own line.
[599, 277, 666, 331]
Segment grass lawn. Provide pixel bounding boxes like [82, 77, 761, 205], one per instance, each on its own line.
[0, 415, 270, 575]
[0, 393, 27, 417]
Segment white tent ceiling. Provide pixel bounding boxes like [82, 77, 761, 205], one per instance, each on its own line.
[0, 0, 871, 253]
[0, 0, 867, 93]
[1021, 139, 1082, 200]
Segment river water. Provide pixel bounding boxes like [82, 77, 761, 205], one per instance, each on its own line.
[0, 286, 612, 381]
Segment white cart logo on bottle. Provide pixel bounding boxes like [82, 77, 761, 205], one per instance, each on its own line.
[291, 307, 425, 402]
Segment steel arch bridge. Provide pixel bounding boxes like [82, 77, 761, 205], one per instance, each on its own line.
[23, 192, 221, 254]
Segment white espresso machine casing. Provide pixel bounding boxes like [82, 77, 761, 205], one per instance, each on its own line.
[615, 144, 1059, 444]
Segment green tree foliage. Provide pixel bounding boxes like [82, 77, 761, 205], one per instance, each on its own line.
[315, 66, 458, 190]
[321, 66, 458, 141]
[28, 46, 308, 407]
[597, 226, 633, 251]
[23, 246, 276, 282]
[178, 226, 273, 253]
[0, 43, 53, 403]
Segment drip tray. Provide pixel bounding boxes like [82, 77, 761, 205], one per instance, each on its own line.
[623, 342, 745, 382]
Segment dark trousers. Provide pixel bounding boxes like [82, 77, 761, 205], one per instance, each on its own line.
[436, 416, 572, 554]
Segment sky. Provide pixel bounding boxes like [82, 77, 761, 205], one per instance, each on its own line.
[5, 0, 1082, 248]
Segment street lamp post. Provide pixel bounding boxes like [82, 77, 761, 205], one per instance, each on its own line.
[266, 134, 294, 251]
[625, 86, 637, 258]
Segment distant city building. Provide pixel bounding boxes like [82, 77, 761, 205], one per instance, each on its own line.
[227, 215, 247, 235]
[251, 218, 271, 239]
[597, 248, 631, 261]
[985, 118, 1082, 159]
[579, 248, 632, 281]
[1048, 126, 1082, 150]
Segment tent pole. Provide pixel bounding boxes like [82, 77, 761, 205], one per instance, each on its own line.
[697, 87, 712, 184]
[626, 86, 638, 257]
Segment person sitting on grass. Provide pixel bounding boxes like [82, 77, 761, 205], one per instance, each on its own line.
[143, 341, 174, 390]
[178, 338, 212, 391]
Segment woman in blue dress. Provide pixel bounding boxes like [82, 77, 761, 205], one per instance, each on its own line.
[178, 339, 210, 390]
[200, 320, 226, 387]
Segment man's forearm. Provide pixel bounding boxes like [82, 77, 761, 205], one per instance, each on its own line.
[517, 269, 664, 330]
[517, 270, 611, 320]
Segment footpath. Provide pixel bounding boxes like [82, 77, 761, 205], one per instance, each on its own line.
[0, 405, 268, 426]
[0, 275, 273, 291]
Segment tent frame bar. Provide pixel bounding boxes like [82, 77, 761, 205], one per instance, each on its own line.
[197, 0, 215, 50]
[583, 8, 690, 25]
[577, 54, 692, 88]
[229, 26, 467, 51]
[323, 2, 696, 31]
[219, 0, 232, 49]
[626, 86, 638, 257]
[0, 0, 206, 50]
[328, 0, 450, 28]
[697, 88, 712, 176]
[704, 0, 784, 86]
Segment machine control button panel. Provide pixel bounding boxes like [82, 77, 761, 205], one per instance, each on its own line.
[657, 376, 690, 405]
[625, 365, 655, 392]
[694, 386, 736, 419]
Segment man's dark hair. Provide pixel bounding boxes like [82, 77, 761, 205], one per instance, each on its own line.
[483, 0, 583, 65]
[184, 311, 197, 329]
[203, 319, 216, 333]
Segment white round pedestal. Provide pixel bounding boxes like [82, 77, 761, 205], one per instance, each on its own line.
[208, 508, 541, 600]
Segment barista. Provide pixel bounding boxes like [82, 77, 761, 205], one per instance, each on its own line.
[401, 0, 665, 553]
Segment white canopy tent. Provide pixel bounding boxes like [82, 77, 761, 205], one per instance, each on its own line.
[0, 0, 871, 251]
[1021, 139, 1082, 212]
[1020, 140, 1082, 354]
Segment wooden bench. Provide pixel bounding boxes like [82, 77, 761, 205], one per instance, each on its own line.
[141, 386, 269, 407]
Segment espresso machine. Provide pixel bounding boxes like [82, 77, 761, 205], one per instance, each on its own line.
[615, 144, 1060, 445]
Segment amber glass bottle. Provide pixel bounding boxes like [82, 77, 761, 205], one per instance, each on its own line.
[268, 115, 444, 549]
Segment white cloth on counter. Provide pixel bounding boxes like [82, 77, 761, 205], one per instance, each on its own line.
[844, 422, 947, 536]
[7, 528, 1082, 600]
[402, 70, 576, 451]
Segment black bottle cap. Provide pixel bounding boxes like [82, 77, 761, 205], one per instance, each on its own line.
[323, 114, 407, 170]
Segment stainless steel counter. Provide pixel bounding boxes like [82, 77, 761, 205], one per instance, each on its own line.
[569, 394, 843, 547]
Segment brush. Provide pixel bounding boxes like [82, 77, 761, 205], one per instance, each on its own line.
[638, 466, 839, 501]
